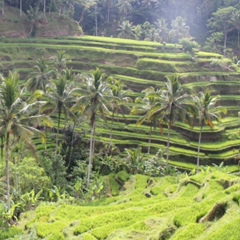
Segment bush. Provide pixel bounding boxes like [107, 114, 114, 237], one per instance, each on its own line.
[179, 38, 199, 53]
[0, 227, 22, 240]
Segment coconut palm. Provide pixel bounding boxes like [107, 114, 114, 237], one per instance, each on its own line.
[26, 57, 55, 93]
[72, 68, 111, 187]
[146, 76, 193, 164]
[155, 17, 169, 43]
[27, 6, 44, 37]
[117, 0, 134, 20]
[107, 77, 132, 149]
[51, 50, 70, 75]
[169, 16, 190, 43]
[118, 20, 136, 39]
[0, 0, 4, 15]
[230, 10, 240, 47]
[193, 91, 226, 173]
[43, 72, 77, 155]
[131, 87, 160, 155]
[0, 71, 52, 210]
[102, 0, 113, 25]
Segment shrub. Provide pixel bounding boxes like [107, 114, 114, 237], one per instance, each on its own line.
[48, 232, 65, 240]
[179, 38, 199, 53]
[0, 227, 22, 240]
[109, 174, 120, 196]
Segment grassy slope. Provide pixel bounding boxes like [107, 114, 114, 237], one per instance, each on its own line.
[7, 171, 240, 239]
[0, 36, 240, 170]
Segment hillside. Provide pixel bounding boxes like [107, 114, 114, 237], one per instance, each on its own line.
[0, 36, 240, 171]
[0, 6, 83, 38]
[2, 171, 240, 239]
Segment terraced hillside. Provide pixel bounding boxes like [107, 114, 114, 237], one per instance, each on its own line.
[5, 171, 240, 239]
[0, 36, 240, 170]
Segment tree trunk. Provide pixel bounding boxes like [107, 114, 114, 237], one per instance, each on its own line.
[1, 136, 3, 161]
[166, 125, 171, 165]
[148, 125, 152, 155]
[107, 2, 110, 25]
[224, 32, 227, 56]
[87, 121, 95, 188]
[43, 0, 46, 16]
[55, 104, 62, 155]
[95, 4, 98, 36]
[238, 29, 239, 48]
[109, 113, 114, 150]
[67, 122, 76, 169]
[20, 0, 22, 17]
[6, 132, 10, 210]
[196, 125, 203, 173]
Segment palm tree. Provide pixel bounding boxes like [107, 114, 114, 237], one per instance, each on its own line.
[230, 10, 240, 47]
[51, 50, 70, 75]
[0, 0, 4, 15]
[117, 0, 134, 20]
[26, 57, 55, 93]
[102, 0, 113, 25]
[107, 77, 132, 149]
[193, 91, 226, 173]
[118, 20, 136, 39]
[146, 76, 193, 164]
[72, 68, 111, 187]
[27, 6, 44, 37]
[169, 16, 190, 43]
[43, 72, 77, 155]
[75, 0, 96, 25]
[131, 87, 159, 155]
[0, 71, 52, 210]
[155, 17, 169, 43]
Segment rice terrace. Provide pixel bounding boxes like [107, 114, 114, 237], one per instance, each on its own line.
[0, 2, 240, 240]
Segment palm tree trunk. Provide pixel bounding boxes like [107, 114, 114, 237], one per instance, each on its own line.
[197, 125, 203, 173]
[87, 121, 95, 188]
[67, 122, 76, 169]
[6, 132, 10, 210]
[224, 32, 227, 56]
[107, 2, 110, 25]
[166, 125, 171, 165]
[238, 29, 239, 48]
[43, 0, 46, 16]
[55, 104, 62, 155]
[95, 4, 98, 36]
[1, 136, 3, 162]
[109, 113, 114, 150]
[20, 0, 22, 17]
[148, 125, 152, 155]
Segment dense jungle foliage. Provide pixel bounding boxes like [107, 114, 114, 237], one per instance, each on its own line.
[1, 0, 240, 56]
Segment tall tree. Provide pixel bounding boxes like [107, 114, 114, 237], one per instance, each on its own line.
[72, 68, 111, 187]
[207, 6, 237, 55]
[146, 76, 193, 164]
[43, 72, 77, 155]
[155, 17, 169, 42]
[230, 10, 240, 47]
[26, 57, 55, 93]
[0, 0, 4, 15]
[193, 91, 226, 173]
[117, 0, 135, 20]
[131, 87, 159, 155]
[118, 20, 136, 39]
[0, 72, 52, 210]
[169, 16, 190, 43]
[107, 77, 132, 149]
[102, 0, 113, 25]
[27, 6, 44, 37]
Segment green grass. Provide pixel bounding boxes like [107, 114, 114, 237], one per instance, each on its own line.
[12, 171, 240, 239]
